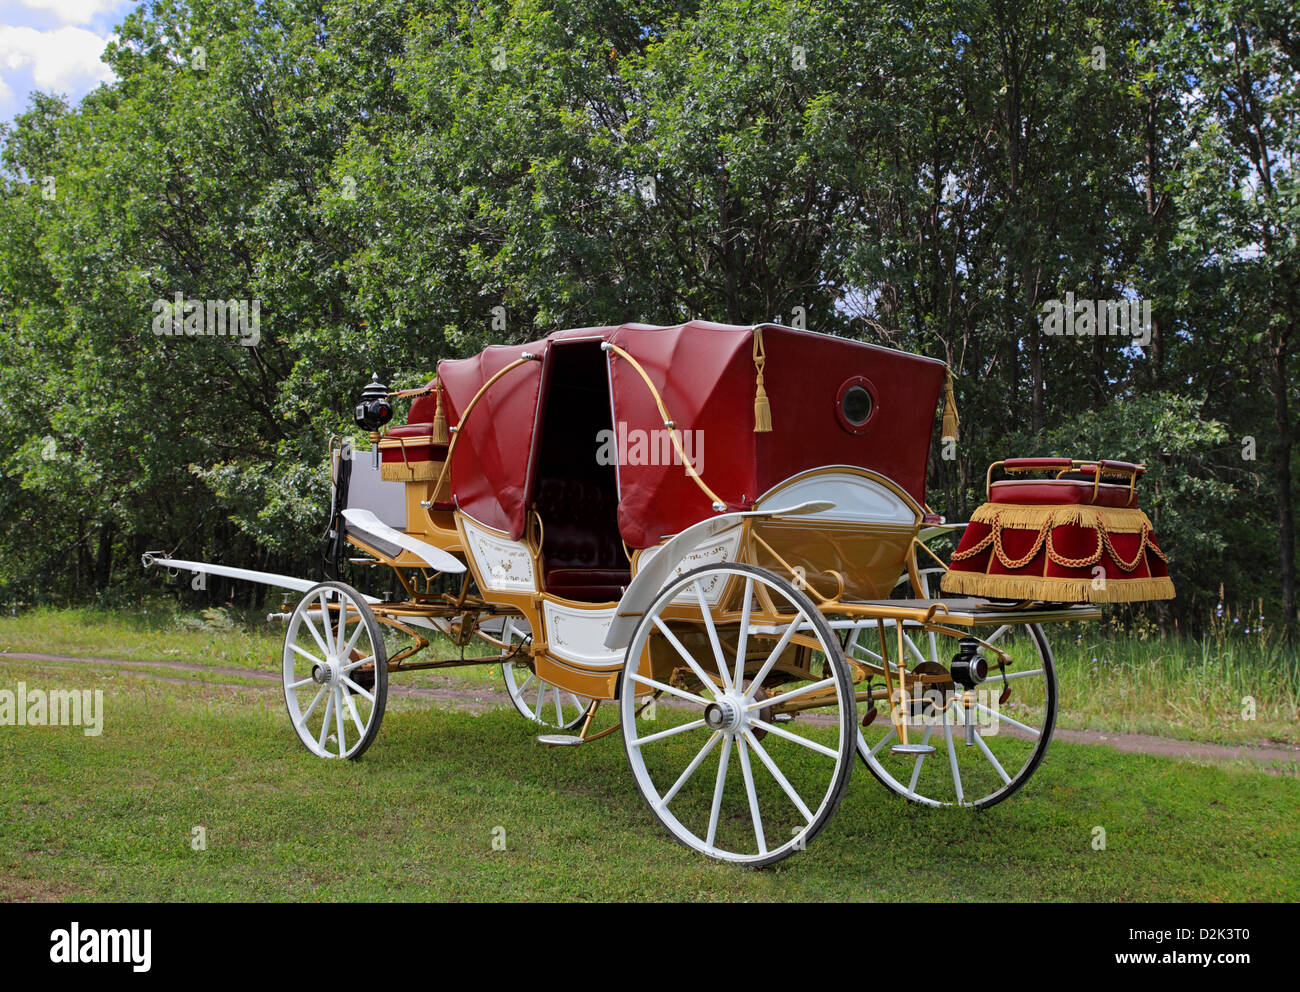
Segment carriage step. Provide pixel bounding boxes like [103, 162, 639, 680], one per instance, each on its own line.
[890, 743, 937, 756]
[536, 734, 585, 747]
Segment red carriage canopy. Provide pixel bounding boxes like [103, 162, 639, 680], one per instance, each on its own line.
[429, 321, 948, 548]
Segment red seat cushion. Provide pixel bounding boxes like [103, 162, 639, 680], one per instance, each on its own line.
[990, 479, 1135, 507]
[543, 567, 630, 603]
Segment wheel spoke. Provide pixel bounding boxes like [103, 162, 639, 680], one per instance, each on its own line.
[342, 614, 366, 657]
[984, 624, 1010, 646]
[749, 718, 839, 759]
[746, 676, 835, 711]
[517, 671, 535, 695]
[694, 580, 731, 691]
[868, 725, 897, 756]
[296, 686, 327, 728]
[659, 732, 722, 810]
[976, 702, 1040, 737]
[290, 643, 325, 669]
[742, 729, 813, 823]
[288, 674, 316, 690]
[342, 655, 375, 673]
[318, 593, 338, 656]
[991, 668, 1044, 683]
[317, 689, 334, 753]
[906, 725, 934, 796]
[736, 737, 767, 855]
[972, 728, 1012, 785]
[900, 632, 929, 668]
[943, 708, 964, 805]
[744, 616, 804, 699]
[629, 718, 708, 748]
[652, 616, 722, 696]
[301, 610, 332, 661]
[733, 576, 753, 689]
[706, 736, 733, 849]
[334, 687, 348, 756]
[630, 673, 709, 706]
[342, 684, 366, 738]
[341, 675, 374, 703]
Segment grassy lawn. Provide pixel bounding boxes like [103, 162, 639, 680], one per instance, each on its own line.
[2, 605, 1296, 743]
[1, 654, 1297, 901]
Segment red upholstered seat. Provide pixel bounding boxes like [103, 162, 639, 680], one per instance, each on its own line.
[543, 567, 631, 602]
[535, 476, 629, 602]
[378, 423, 452, 503]
[990, 479, 1135, 508]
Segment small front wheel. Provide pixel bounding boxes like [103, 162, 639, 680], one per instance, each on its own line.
[490, 617, 590, 730]
[282, 581, 388, 760]
[620, 564, 856, 867]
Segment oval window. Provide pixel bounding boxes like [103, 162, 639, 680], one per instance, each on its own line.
[835, 376, 876, 435]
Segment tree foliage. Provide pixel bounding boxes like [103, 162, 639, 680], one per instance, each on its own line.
[0, 0, 1296, 632]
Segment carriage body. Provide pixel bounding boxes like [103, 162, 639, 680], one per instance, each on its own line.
[146, 319, 1167, 866]
[341, 321, 950, 700]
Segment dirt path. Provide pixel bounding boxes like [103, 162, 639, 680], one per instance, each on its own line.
[3, 651, 1297, 768]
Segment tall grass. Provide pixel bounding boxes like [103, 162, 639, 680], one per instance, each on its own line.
[1050, 602, 1299, 743]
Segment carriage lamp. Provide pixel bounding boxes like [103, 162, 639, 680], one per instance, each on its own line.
[950, 637, 988, 688]
[354, 375, 393, 432]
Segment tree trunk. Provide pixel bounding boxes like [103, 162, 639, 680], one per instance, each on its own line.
[1270, 342, 1297, 633]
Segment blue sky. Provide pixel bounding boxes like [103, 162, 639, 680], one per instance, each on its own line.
[0, 1, 134, 124]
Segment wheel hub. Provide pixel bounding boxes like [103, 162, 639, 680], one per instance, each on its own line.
[311, 661, 335, 685]
[703, 694, 745, 733]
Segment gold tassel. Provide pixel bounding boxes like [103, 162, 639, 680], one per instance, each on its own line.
[430, 380, 450, 445]
[380, 459, 446, 483]
[753, 327, 772, 433]
[969, 502, 1155, 533]
[941, 367, 959, 441]
[939, 569, 1175, 603]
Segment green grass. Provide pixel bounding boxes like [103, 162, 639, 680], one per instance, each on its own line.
[3, 606, 1294, 743]
[0, 657, 1296, 901]
[1051, 619, 1299, 745]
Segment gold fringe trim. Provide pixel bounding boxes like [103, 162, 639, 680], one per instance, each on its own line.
[753, 327, 772, 433]
[431, 379, 450, 445]
[380, 460, 446, 483]
[939, 569, 1175, 603]
[941, 367, 959, 441]
[969, 501, 1154, 533]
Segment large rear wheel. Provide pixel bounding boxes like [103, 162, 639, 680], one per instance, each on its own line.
[850, 621, 1056, 808]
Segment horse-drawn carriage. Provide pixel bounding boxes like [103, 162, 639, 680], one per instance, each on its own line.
[146, 320, 1172, 866]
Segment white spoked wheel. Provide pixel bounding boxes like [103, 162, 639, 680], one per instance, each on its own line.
[850, 621, 1056, 808]
[496, 617, 590, 731]
[282, 581, 388, 760]
[620, 564, 856, 867]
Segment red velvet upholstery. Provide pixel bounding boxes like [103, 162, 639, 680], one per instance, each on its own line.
[379, 423, 448, 464]
[535, 476, 630, 602]
[990, 479, 1135, 507]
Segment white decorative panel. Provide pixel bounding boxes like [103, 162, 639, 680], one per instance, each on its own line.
[756, 470, 919, 526]
[541, 602, 623, 669]
[634, 528, 741, 606]
[462, 517, 537, 592]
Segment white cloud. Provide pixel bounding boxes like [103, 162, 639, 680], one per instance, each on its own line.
[11, 1, 125, 26]
[0, 25, 115, 95]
